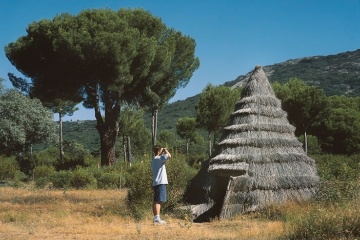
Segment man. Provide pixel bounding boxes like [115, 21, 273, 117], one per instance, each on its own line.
[151, 145, 171, 224]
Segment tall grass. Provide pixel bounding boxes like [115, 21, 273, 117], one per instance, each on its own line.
[257, 154, 360, 240]
[280, 199, 360, 240]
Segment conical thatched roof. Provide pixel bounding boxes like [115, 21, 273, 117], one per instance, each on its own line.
[185, 65, 320, 221]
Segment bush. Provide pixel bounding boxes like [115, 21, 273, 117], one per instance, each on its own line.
[126, 160, 153, 220]
[0, 156, 19, 181]
[91, 163, 127, 189]
[15, 154, 36, 176]
[33, 165, 55, 179]
[163, 154, 198, 211]
[69, 167, 97, 189]
[125, 153, 198, 220]
[315, 179, 359, 203]
[33, 165, 55, 188]
[55, 141, 93, 171]
[97, 172, 122, 189]
[314, 154, 359, 181]
[51, 170, 72, 189]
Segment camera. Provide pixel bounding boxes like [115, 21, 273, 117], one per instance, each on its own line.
[162, 148, 167, 154]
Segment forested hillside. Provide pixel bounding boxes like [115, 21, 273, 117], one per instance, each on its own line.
[62, 49, 360, 150]
[230, 49, 360, 96]
[154, 48, 360, 131]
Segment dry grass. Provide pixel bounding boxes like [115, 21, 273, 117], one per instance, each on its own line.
[0, 187, 284, 240]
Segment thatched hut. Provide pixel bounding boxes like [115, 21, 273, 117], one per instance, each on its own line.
[185, 65, 320, 221]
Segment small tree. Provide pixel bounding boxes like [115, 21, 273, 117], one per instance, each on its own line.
[176, 117, 197, 154]
[118, 104, 149, 164]
[0, 88, 56, 156]
[318, 96, 360, 154]
[196, 84, 239, 156]
[158, 130, 176, 147]
[273, 78, 329, 154]
[8, 73, 79, 161]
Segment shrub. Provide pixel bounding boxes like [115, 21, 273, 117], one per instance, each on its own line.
[126, 160, 153, 220]
[92, 163, 128, 189]
[9, 170, 27, 188]
[314, 154, 359, 181]
[0, 156, 19, 181]
[33, 165, 55, 188]
[51, 170, 72, 189]
[69, 167, 97, 189]
[15, 154, 36, 176]
[126, 153, 197, 220]
[163, 154, 198, 211]
[315, 179, 359, 203]
[33, 165, 55, 179]
[97, 172, 122, 189]
[55, 140, 92, 171]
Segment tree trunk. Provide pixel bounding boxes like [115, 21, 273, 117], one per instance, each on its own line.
[303, 124, 309, 155]
[186, 138, 189, 155]
[151, 109, 158, 146]
[126, 135, 131, 164]
[304, 130, 308, 155]
[123, 135, 127, 163]
[98, 127, 118, 166]
[208, 132, 212, 157]
[59, 112, 64, 162]
[93, 86, 120, 166]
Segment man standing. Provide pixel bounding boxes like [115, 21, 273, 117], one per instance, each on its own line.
[151, 145, 171, 224]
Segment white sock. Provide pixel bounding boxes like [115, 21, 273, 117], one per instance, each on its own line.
[154, 215, 160, 220]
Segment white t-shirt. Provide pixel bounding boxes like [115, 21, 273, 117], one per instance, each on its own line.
[151, 154, 169, 186]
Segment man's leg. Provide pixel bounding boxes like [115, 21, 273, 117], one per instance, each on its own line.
[153, 201, 161, 216]
[153, 185, 166, 223]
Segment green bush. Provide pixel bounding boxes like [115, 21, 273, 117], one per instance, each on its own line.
[315, 179, 359, 203]
[51, 170, 72, 189]
[35, 177, 49, 188]
[314, 154, 359, 181]
[97, 172, 122, 189]
[69, 167, 97, 189]
[163, 154, 198, 211]
[33, 165, 55, 179]
[55, 141, 93, 171]
[126, 160, 153, 220]
[126, 153, 197, 220]
[33, 165, 55, 188]
[92, 163, 127, 189]
[0, 156, 19, 181]
[33, 146, 58, 166]
[15, 154, 36, 176]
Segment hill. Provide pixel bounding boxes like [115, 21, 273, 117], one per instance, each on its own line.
[156, 49, 360, 131]
[230, 49, 360, 96]
[61, 49, 360, 149]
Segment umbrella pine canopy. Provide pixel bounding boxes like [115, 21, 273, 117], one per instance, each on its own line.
[186, 66, 320, 221]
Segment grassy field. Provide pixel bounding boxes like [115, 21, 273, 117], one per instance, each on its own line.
[0, 187, 284, 240]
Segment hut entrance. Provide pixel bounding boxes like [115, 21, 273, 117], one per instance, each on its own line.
[219, 175, 250, 218]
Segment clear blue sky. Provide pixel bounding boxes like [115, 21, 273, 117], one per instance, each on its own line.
[1, 0, 359, 121]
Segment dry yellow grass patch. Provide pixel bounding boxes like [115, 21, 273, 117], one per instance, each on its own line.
[0, 187, 283, 239]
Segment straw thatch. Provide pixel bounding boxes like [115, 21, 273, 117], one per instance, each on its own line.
[185, 65, 320, 221]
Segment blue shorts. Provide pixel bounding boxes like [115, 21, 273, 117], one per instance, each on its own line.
[153, 184, 167, 203]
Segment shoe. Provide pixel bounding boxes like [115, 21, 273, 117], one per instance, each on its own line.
[154, 219, 166, 224]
